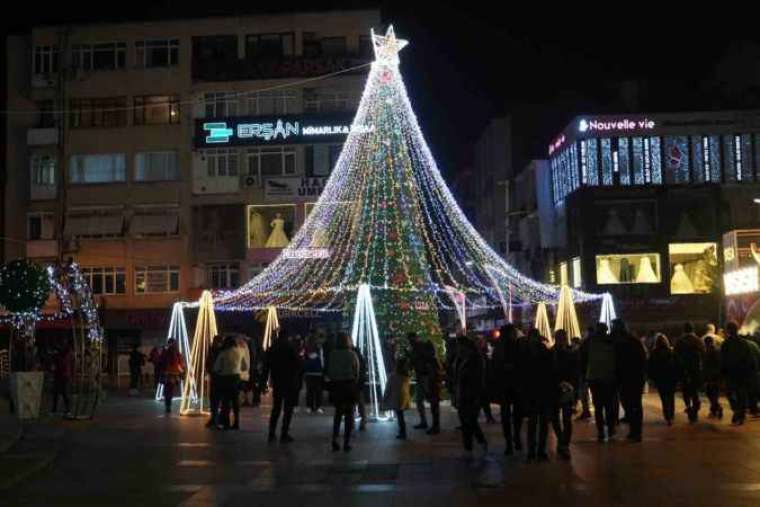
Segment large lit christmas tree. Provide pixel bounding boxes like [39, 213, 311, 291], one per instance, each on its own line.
[209, 26, 601, 339]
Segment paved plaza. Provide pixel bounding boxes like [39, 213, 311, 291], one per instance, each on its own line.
[4, 393, 760, 506]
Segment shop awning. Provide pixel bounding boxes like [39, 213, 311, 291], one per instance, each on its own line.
[64, 214, 124, 237]
[130, 213, 179, 236]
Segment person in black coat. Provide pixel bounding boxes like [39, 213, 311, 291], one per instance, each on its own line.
[552, 329, 579, 460]
[522, 328, 555, 462]
[410, 333, 442, 435]
[265, 336, 304, 443]
[613, 319, 647, 442]
[492, 324, 524, 455]
[648, 334, 678, 425]
[205, 335, 224, 428]
[454, 335, 488, 453]
[674, 322, 706, 423]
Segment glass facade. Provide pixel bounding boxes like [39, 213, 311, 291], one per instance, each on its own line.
[601, 138, 613, 185]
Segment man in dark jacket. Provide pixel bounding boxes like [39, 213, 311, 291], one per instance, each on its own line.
[586, 322, 617, 442]
[722, 322, 755, 425]
[553, 329, 579, 459]
[454, 335, 488, 453]
[522, 329, 555, 462]
[613, 319, 647, 442]
[265, 336, 304, 443]
[674, 322, 706, 423]
[492, 324, 524, 455]
[409, 333, 442, 435]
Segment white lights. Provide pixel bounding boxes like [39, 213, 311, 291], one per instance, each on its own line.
[443, 285, 466, 332]
[599, 292, 617, 328]
[156, 302, 195, 403]
[262, 306, 280, 351]
[535, 302, 552, 346]
[180, 291, 217, 416]
[350, 284, 387, 420]
[724, 266, 759, 296]
[555, 285, 581, 340]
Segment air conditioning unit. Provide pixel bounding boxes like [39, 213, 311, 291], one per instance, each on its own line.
[244, 176, 258, 187]
[63, 237, 80, 252]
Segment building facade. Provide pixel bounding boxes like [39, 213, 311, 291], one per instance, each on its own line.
[547, 111, 760, 329]
[4, 10, 381, 347]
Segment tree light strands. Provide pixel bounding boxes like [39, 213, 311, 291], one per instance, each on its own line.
[206, 25, 605, 316]
[484, 265, 510, 322]
[262, 306, 280, 351]
[444, 285, 466, 333]
[535, 302, 553, 346]
[350, 284, 388, 421]
[599, 292, 617, 329]
[156, 303, 194, 403]
[180, 291, 217, 416]
[555, 285, 582, 340]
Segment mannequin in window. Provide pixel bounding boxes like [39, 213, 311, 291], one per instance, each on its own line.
[597, 258, 619, 284]
[636, 256, 659, 283]
[670, 263, 695, 294]
[265, 212, 290, 248]
[248, 209, 268, 248]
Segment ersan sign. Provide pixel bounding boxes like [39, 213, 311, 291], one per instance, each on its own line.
[265, 177, 328, 202]
[578, 118, 656, 133]
[194, 113, 372, 148]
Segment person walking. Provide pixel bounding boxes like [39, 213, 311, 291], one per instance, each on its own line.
[51, 341, 74, 415]
[721, 322, 755, 425]
[492, 324, 524, 455]
[383, 342, 412, 440]
[128, 344, 145, 395]
[304, 339, 325, 414]
[214, 335, 248, 430]
[149, 345, 162, 389]
[703, 335, 723, 419]
[326, 333, 360, 452]
[613, 319, 647, 442]
[479, 335, 497, 424]
[265, 335, 303, 443]
[674, 322, 706, 423]
[354, 346, 369, 430]
[575, 330, 592, 420]
[648, 334, 678, 425]
[409, 333, 442, 435]
[205, 335, 224, 428]
[552, 329, 579, 460]
[522, 328, 555, 462]
[454, 335, 488, 454]
[586, 322, 617, 442]
[160, 339, 185, 414]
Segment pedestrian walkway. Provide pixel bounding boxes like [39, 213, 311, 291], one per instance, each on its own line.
[6, 393, 760, 506]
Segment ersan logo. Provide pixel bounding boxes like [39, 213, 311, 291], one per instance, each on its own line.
[578, 118, 656, 133]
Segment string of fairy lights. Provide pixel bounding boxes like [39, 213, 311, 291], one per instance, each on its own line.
[197, 26, 603, 314]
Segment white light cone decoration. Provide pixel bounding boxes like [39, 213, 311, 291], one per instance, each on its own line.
[156, 303, 195, 403]
[485, 265, 511, 322]
[262, 306, 280, 351]
[444, 285, 466, 333]
[180, 291, 217, 416]
[203, 25, 603, 315]
[535, 302, 553, 346]
[599, 292, 617, 329]
[350, 284, 388, 420]
[555, 284, 582, 340]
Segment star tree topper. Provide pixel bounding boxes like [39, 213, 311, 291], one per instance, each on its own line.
[372, 25, 408, 65]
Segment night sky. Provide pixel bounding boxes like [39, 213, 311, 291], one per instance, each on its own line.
[3, 2, 760, 175]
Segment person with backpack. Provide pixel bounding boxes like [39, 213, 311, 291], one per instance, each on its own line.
[674, 322, 706, 423]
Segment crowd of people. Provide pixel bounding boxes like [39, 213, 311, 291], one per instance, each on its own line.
[142, 317, 760, 462]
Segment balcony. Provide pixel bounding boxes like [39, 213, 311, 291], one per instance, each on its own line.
[26, 239, 58, 258]
[30, 183, 57, 201]
[192, 56, 369, 82]
[27, 127, 59, 146]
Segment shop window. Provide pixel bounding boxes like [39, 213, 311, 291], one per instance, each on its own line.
[572, 257, 581, 288]
[596, 253, 661, 285]
[247, 204, 296, 249]
[668, 242, 718, 294]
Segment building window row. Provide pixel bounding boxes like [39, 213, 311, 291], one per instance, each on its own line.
[553, 133, 760, 204]
[207, 263, 240, 289]
[70, 95, 179, 128]
[61, 209, 179, 239]
[34, 39, 179, 75]
[81, 266, 127, 295]
[135, 265, 180, 293]
[71, 42, 127, 71]
[67, 151, 179, 184]
[201, 89, 357, 118]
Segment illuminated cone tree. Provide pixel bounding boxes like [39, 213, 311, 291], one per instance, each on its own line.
[180, 291, 217, 416]
[209, 26, 602, 342]
[156, 303, 194, 403]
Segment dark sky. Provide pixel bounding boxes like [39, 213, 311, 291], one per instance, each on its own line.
[3, 2, 760, 174]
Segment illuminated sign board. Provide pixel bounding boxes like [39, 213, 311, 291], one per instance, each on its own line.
[578, 117, 656, 134]
[194, 113, 373, 148]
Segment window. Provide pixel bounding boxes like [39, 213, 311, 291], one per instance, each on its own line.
[664, 136, 689, 184]
[302, 32, 320, 58]
[203, 92, 238, 118]
[81, 267, 126, 295]
[71, 42, 126, 71]
[246, 33, 294, 58]
[27, 212, 55, 240]
[130, 210, 179, 237]
[320, 36, 347, 57]
[618, 138, 631, 185]
[668, 243, 718, 294]
[69, 154, 126, 183]
[207, 263, 240, 289]
[303, 89, 356, 113]
[134, 96, 180, 125]
[70, 97, 127, 128]
[31, 154, 56, 186]
[135, 151, 178, 181]
[33, 46, 59, 74]
[134, 265, 179, 293]
[247, 91, 296, 115]
[572, 257, 582, 288]
[36, 100, 56, 128]
[309, 144, 339, 176]
[559, 262, 568, 286]
[247, 147, 295, 182]
[596, 253, 661, 285]
[601, 139, 613, 186]
[204, 149, 239, 177]
[136, 39, 179, 68]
